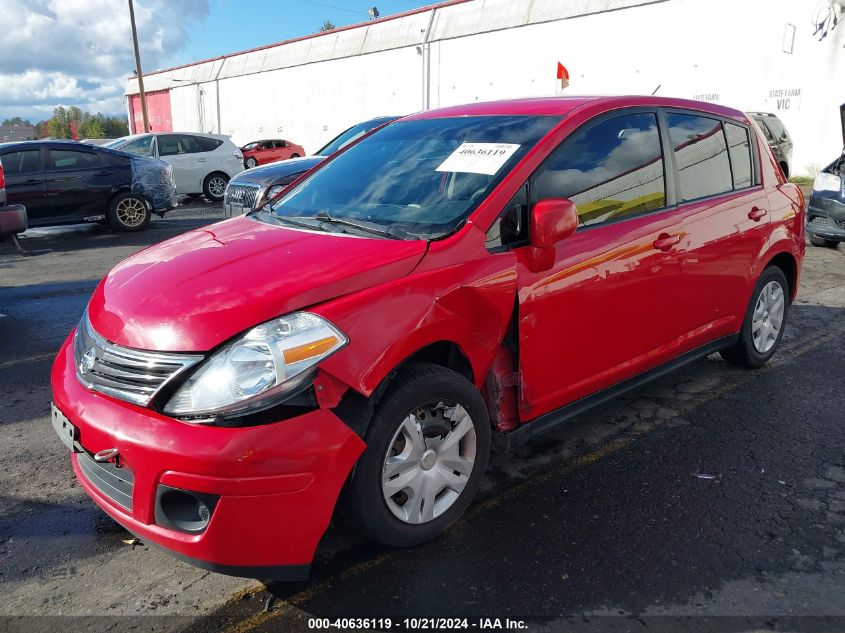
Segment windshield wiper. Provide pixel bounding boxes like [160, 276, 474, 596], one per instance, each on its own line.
[313, 211, 413, 240]
[257, 210, 330, 232]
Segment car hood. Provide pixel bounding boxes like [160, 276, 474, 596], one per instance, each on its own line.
[233, 156, 325, 187]
[87, 216, 427, 352]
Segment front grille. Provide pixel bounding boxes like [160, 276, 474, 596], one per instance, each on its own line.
[77, 451, 134, 511]
[74, 314, 203, 407]
[224, 183, 263, 215]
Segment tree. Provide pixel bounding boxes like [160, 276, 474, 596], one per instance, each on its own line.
[319, 19, 336, 31]
[2, 116, 33, 127]
[79, 117, 104, 139]
[47, 107, 72, 138]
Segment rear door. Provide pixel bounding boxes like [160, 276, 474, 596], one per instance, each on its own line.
[515, 110, 688, 419]
[157, 134, 205, 193]
[45, 146, 113, 222]
[664, 111, 770, 347]
[0, 146, 48, 222]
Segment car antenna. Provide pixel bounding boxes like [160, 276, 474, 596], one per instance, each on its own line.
[651, 84, 661, 95]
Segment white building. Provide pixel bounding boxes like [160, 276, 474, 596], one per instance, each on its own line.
[125, 0, 845, 177]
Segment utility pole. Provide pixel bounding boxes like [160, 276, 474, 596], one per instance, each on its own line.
[128, 0, 149, 133]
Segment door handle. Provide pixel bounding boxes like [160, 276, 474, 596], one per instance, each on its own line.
[748, 207, 768, 221]
[653, 233, 681, 251]
[197, 158, 208, 162]
[95, 171, 112, 176]
[24, 179, 41, 184]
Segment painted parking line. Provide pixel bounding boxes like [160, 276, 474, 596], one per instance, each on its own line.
[0, 352, 56, 371]
[221, 320, 845, 633]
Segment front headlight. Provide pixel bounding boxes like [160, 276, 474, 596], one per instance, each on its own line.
[164, 312, 347, 421]
[813, 172, 842, 193]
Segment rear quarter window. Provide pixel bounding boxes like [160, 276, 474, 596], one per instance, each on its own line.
[196, 136, 224, 152]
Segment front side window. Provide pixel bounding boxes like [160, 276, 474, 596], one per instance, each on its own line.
[667, 113, 733, 202]
[725, 123, 753, 189]
[1, 149, 41, 175]
[119, 136, 154, 156]
[532, 112, 666, 228]
[48, 149, 100, 171]
[263, 115, 559, 239]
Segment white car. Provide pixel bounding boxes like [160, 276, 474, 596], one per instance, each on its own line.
[107, 133, 244, 201]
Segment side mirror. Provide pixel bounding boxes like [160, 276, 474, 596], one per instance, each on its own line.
[530, 198, 578, 248]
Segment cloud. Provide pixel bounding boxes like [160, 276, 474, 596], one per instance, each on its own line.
[0, 0, 208, 121]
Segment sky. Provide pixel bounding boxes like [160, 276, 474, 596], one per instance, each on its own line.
[0, 0, 437, 124]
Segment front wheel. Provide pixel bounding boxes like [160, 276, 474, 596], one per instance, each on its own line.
[809, 234, 839, 248]
[107, 193, 150, 232]
[720, 266, 789, 368]
[203, 173, 229, 201]
[244, 157, 257, 169]
[290, 153, 300, 158]
[341, 364, 491, 547]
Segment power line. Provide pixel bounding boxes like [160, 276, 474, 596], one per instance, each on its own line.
[294, 0, 367, 15]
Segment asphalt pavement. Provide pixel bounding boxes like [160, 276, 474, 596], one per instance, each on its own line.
[1, 201, 844, 633]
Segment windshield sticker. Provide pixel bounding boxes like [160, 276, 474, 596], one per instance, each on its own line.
[435, 143, 521, 176]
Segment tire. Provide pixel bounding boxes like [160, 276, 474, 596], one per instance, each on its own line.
[107, 192, 150, 232]
[244, 157, 257, 169]
[203, 173, 229, 202]
[809, 234, 839, 248]
[340, 363, 491, 548]
[720, 266, 789, 368]
[290, 153, 300, 158]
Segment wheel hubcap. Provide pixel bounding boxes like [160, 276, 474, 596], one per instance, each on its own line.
[209, 177, 226, 197]
[382, 401, 477, 525]
[751, 280, 785, 353]
[115, 197, 146, 227]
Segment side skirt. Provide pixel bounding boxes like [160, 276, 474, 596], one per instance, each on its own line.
[498, 334, 739, 452]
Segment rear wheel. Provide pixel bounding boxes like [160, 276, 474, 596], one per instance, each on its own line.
[203, 173, 229, 201]
[809, 234, 839, 248]
[720, 266, 789, 368]
[341, 364, 491, 547]
[107, 193, 150, 232]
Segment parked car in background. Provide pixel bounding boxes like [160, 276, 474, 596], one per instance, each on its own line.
[0, 140, 177, 231]
[224, 116, 397, 217]
[807, 104, 845, 248]
[750, 112, 793, 178]
[241, 139, 305, 168]
[107, 133, 243, 202]
[52, 96, 803, 579]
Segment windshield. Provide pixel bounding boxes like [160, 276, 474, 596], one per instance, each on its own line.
[316, 117, 394, 156]
[263, 115, 559, 239]
[104, 136, 130, 148]
[243, 141, 260, 150]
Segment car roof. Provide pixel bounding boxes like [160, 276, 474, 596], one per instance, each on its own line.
[405, 95, 749, 122]
[0, 139, 104, 151]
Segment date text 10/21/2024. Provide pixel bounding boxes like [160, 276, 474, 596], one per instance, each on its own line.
[307, 618, 529, 630]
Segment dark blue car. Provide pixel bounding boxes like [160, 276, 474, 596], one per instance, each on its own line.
[807, 105, 845, 248]
[0, 140, 177, 232]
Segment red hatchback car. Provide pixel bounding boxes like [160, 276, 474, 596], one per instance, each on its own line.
[241, 139, 305, 169]
[51, 96, 803, 580]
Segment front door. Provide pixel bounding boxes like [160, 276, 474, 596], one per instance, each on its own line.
[515, 110, 687, 420]
[44, 147, 109, 223]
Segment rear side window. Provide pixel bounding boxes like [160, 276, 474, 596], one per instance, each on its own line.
[1, 149, 41, 175]
[48, 149, 101, 171]
[666, 113, 733, 202]
[532, 112, 666, 228]
[725, 123, 753, 189]
[159, 134, 202, 155]
[195, 136, 224, 152]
